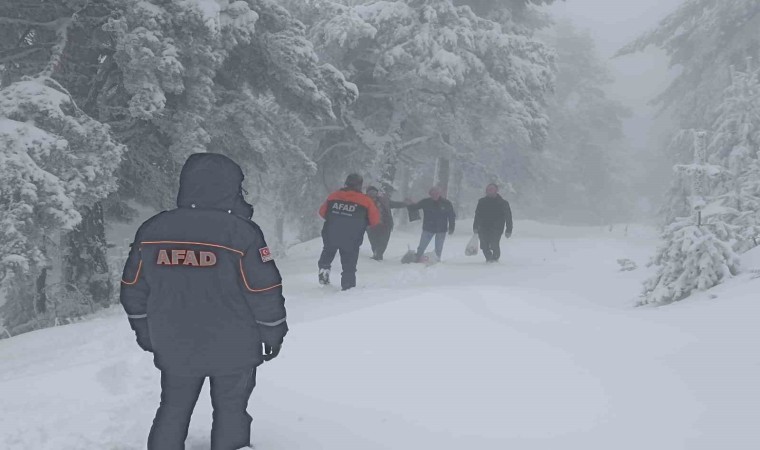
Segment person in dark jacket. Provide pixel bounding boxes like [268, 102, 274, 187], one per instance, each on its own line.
[473, 183, 513, 262]
[408, 187, 456, 261]
[120, 153, 287, 450]
[318, 174, 381, 290]
[365, 185, 407, 261]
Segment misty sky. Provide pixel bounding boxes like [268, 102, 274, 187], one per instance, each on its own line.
[549, 0, 685, 151]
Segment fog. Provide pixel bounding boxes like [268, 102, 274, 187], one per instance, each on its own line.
[550, 0, 683, 151]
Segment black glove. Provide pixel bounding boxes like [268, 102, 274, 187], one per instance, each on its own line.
[262, 343, 281, 361]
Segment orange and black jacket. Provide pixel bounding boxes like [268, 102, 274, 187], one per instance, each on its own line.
[120, 154, 287, 376]
[319, 188, 381, 247]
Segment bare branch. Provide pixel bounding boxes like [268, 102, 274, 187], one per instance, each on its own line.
[0, 46, 45, 65]
[0, 16, 70, 29]
[399, 135, 432, 151]
[315, 141, 354, 162]
[40, 18, 73, 77]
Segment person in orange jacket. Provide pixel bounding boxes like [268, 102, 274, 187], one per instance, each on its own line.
[318, 174, 380, 290]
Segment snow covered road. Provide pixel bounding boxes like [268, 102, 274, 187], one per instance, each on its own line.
[1, 221, 759, 449]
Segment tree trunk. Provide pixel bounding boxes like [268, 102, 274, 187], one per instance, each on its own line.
[400, 164, 412, 201]
[435, 157, 451, 197]
[64, 202, 113, 307]
[380, 157, 397, 194]
[35, 268, 48, 315]
[450, 162, 464, 216]
[395, 164, 413, 226]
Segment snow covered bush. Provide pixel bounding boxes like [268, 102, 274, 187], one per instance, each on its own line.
[641, 217, 740, 305]
[0, 77, 123, 333]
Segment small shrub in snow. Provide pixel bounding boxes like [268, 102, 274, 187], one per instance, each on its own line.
[641, 218, 740, 305]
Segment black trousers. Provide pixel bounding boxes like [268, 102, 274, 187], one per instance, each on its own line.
[318, 244, 360, 290]
[148, 368, 257, 450]
[480, 230, 503, 262]
[367, 226, 392, 259]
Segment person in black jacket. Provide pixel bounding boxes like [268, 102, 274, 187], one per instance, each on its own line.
[473, 183, 513, 262]
[318, 174, 381, 290]
[365, 185, 407, 261]
[120, 153, 287, 450]
[408, 187, 456, 261]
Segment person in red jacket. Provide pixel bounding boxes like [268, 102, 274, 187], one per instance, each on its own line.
[318, 174, 380, 290]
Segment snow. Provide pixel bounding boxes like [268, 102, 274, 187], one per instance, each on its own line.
[183, 0, 224, 33]
[743, 246, 760, 270]
[1, 220, 759, 449]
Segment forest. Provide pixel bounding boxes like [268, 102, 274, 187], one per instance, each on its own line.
[0, 0, 759, 336]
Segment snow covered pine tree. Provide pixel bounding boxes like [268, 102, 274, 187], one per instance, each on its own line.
[0, 78, 123, 334]
[706, 61, 760, 252]
[642, 132, 740, 305]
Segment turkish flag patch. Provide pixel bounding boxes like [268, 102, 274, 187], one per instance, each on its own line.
[259, 247, 274, 262]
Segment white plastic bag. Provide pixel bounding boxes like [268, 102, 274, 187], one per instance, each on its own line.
[465, 233, 479, 256]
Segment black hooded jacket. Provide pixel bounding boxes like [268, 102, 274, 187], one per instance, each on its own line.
[408, 198, 456, 234]
[120, 153, 287, 376]
[473, 194, 513, 235]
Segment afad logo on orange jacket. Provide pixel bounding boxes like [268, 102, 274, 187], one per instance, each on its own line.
[157, 249, 217, 267]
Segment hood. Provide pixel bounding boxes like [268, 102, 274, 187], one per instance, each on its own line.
[177, 153, 253, 218]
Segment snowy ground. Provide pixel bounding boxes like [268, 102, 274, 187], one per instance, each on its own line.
[1, 220, 759, 450]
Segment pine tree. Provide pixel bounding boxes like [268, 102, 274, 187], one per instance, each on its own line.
[0, 77, 124, 333]
[618, 0, 760, 129]
[706, 61, 760, 252]
[0, 1, 129, 328]
[100, 0, 356, 213]
[642, 132, 740, 305]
